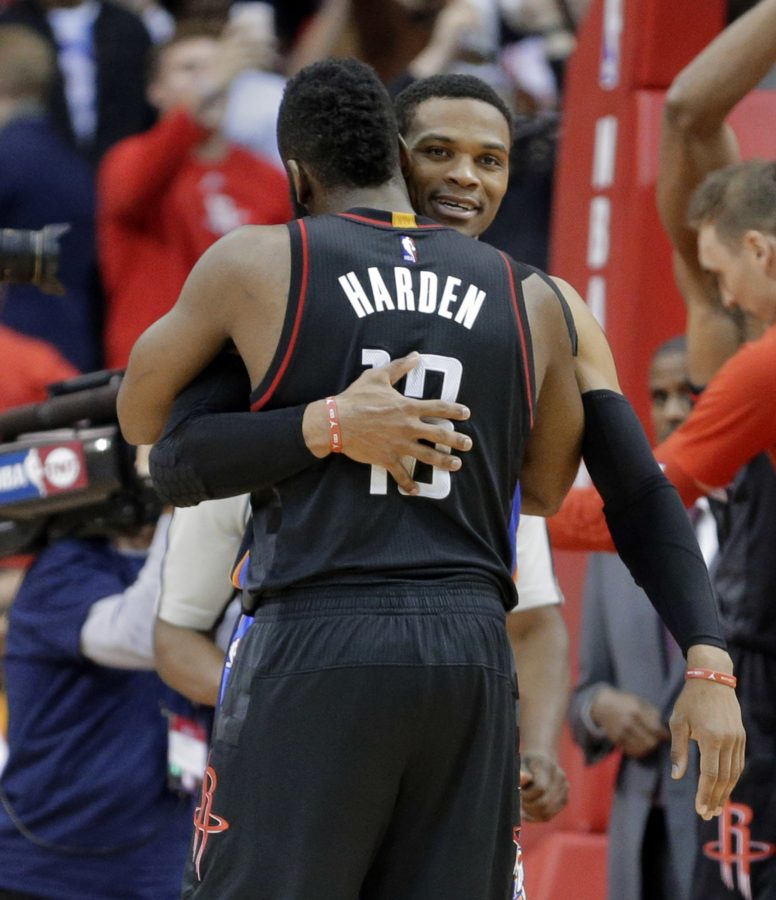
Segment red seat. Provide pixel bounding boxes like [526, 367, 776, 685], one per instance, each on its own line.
[522, 832, 608, 900]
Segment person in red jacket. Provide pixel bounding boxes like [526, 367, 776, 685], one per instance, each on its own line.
[98, 21, 293, 369]
[0, 323, 78, 412]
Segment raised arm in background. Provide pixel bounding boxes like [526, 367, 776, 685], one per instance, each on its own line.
[658, 0, 776, 383]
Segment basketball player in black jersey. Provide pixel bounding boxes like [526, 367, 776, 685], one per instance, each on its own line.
[120, 58, 587, 899]
[141, 70, 744, 835]
[395, 74, 744, 825]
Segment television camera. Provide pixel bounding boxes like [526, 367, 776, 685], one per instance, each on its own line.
[0, 371, 162, 559]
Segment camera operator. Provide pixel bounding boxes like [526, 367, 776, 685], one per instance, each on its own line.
[0, 462, 201, 900]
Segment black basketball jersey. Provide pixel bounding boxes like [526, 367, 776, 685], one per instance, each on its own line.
[244, 208, 536, 609]
[711, 454, 776, 653]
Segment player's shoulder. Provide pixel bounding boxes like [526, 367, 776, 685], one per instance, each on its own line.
[512, 263, 570, 329]
[199, 222, 291, 275]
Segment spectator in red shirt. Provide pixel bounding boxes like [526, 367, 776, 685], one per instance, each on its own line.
[0, 324, 77, 412]
[98, 20, 293, 369]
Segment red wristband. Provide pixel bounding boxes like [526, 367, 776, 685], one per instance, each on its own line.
[685, 668, 737, 689]
[325, 396, 342, 453]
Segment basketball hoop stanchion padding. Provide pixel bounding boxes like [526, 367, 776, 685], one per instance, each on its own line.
[550, 0, 725, 426]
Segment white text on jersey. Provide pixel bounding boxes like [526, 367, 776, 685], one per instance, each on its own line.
[338, 267, 486, 330]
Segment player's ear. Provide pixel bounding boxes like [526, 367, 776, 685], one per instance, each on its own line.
[398, 134, 412, 178]
[286, 160, 312, 211]
[743, 229, 770, 264]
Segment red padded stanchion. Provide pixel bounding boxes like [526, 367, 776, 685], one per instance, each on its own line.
[550, 0, 725, 424]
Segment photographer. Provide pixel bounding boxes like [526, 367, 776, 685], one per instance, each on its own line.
[0, 465, 199, 898]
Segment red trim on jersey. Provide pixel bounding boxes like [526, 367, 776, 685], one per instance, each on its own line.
[336, 212, 445, 230]
[250, 219, 310, 411]
[499, 251, 535, 427]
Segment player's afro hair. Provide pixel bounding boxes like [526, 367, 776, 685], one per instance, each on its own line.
[277, 58, 400, 189]
[394, 74, 513, 139]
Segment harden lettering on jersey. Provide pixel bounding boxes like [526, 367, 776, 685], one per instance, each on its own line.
[338, 267, 486, 329]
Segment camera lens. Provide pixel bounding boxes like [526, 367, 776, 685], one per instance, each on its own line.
[0, 224, 69, 295]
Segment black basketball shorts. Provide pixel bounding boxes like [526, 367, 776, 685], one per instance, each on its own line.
[181, 581, 521, 900]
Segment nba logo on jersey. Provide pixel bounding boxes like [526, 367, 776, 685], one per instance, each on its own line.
[400, 235, 418, 263]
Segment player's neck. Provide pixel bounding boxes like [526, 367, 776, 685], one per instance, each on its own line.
[313, 178, 415, 217]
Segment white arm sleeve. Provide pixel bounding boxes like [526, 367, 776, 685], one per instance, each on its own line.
[79, 514, 171, 669]
[511, 514, 564, 612]
[157, 495, 250, 631]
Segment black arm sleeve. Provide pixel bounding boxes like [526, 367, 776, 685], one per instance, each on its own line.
[148, 352, 318, 507]
[581, 389, 725, 655]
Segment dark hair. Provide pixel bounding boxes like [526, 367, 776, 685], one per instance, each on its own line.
[277, 58, 400, 189]
[688, 159, 776, 245]
[394, 74, 513, 139]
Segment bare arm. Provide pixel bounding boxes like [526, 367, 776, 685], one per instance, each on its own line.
[658, 0, 776, 382]
[519, 275, 584, 515]
[154, 620, 224, 706]
[508, 605, 570, 821]
[519, 271, 619, 514]
[79, 517, 170, 669]
[541, 278, 745, 819]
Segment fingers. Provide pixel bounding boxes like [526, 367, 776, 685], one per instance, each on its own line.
[385, 463, 419, 496]
[378, 356, 472, 422]
[669, 678, 746, 821]
[704, 740, 735, 818]
[520, 773, 569, 822]
[417, 420, 473, 452]
[695, 728, 746, 819]
[385, 352, 421, 385]
[519, 755, 569, 822]
[695, 765, 721, 820]
[416, 400, 471, 423]
[670, 716, 690, 782]
[408, 440, 466, 471]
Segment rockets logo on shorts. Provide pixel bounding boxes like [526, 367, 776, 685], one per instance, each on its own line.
[192, 765, 230, 880]
[400, 235, 418, 263]
[703, 802, 776, 900]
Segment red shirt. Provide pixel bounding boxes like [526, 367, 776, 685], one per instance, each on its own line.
[548, 324, 776, 551]
[98, 108, 294, 368]
[0, 325, 78, 413]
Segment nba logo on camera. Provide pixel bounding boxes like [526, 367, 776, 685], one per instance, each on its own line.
[0, 441, 87, 502]
[400, 235, 418, 263]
